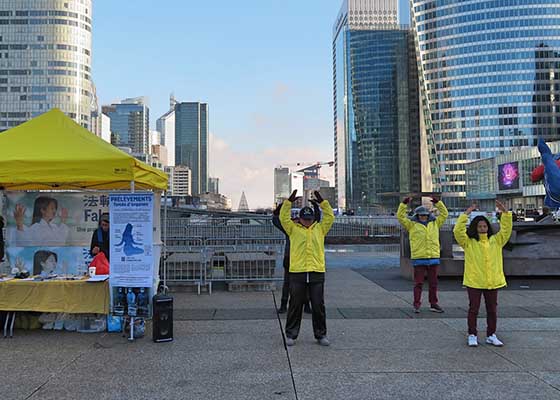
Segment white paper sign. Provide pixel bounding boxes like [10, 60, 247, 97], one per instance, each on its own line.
[109, 193, 154, 287]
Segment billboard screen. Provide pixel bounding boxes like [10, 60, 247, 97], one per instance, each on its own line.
[498, 161, 520, 191]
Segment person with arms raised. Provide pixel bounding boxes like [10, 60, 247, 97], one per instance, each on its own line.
[453, 200, 512, 347]
[280, 190, 334, 347]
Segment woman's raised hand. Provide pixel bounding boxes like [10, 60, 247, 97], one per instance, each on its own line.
[495, 200, 507, 213]
[13, 204, 26, 229]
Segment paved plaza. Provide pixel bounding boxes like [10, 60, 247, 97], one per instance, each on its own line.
[3, 249, 560, 399]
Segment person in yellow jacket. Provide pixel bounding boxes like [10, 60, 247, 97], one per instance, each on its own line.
[453, 200, 511, 347]
[397, 196, 448, 313]
[280, 189, 335, 347]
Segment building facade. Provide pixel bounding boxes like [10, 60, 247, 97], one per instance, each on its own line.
[175, 102, 208, 195]
[165, 165, 191, 197]
[410, 0, 560, 210]
[208, 177, 219, 194]
[0, 0, 94, 132]
[333, 0, 422, 213]
[102, 97, 149, 154]
[199, 192, 231, 211]
[156, 95, 177, 166]
[151, 144, 168, 167]
[273, 167, 290, 205]
[465, 141, 560, 214]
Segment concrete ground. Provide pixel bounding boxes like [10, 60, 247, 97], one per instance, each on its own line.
[3, 263, 560, 399]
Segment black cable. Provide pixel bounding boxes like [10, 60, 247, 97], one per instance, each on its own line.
[271, 289, 299, 400]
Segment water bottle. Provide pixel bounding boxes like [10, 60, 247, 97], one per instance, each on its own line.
[137, 288, 148, 316]
[137, 288, 147, 307]
[126, 288, 136, 305]
[116, 287, 125, 307]
[126, 288, 137, 316]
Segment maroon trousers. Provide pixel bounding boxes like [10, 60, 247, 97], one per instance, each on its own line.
[413, 265, 439, 309]
[467, 287, 498, 337]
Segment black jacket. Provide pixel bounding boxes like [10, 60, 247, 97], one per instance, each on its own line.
[90, 227, 110, 261]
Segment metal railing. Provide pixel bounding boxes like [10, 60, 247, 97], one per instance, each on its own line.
[161, 215, 406, 294]
[161, 236, 285, 294]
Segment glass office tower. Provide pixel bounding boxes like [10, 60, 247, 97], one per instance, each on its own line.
[175, 102, 208, 195]
[333, 0, 421, 212]
[102, 97, 149, 154]
[0, 0, 94, 132]
[411, 0, 560, 209]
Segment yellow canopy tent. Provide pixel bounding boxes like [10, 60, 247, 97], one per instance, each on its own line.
[0, 109, 167, 190]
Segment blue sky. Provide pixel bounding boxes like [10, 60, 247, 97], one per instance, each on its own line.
[93, 0, 410, 208]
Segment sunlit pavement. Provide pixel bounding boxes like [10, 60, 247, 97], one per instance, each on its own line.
[3, 248, 560, 399]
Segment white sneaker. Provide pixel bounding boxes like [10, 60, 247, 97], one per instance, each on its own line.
[286, 337, 295, 346]
[486, 334, 504, 347]
[468, 334, 478, 347]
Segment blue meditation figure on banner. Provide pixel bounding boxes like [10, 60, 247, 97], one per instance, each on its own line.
[537, 138, 560, 209]
[115, 223, 143, 256]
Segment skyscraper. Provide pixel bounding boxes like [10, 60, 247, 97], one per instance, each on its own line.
[410, 0, 560, 209]
[208, 177, 220, 194]
[273, 167, 290, 205]
[175, 102, 209, 195]
[0, 0, 94, 132]
[333, 0, 422, 212]
[102, 97, 149, 154]
[156, 94, 177, 166]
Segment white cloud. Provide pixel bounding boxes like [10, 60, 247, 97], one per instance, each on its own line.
[209, 132, 334, 209]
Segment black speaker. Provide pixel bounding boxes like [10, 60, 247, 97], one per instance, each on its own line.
[152, 294, 173, 343]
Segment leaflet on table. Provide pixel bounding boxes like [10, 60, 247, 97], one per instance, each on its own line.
[3, 192, 109, 247]
[109, 193, 154, 287]
[86, 274, 109, 282]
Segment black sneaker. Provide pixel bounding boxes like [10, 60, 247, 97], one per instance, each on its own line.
[430, 304, 444, 313]
[278, 305, 287, 314]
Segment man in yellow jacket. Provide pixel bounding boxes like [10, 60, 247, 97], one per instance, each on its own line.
[280, 189, 335, 347]
[397, 196, 448, 313]
[453, 200, 511, 347]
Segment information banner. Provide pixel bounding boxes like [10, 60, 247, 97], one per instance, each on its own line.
[3, 192, 109, 274]
[109, 193, 154, 287]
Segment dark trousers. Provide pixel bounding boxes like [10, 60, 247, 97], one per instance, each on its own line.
[285, 272, 326, 340]
[281, 266, 311, 310]
[281, 266, 290, 306]
[467, 287, 498, 337]
[413, 265, 439, 309]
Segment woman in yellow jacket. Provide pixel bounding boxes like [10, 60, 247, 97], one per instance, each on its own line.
[397, 196, 448, 313]
[280, 189, 335, 347]
[453, 200, 511, 347]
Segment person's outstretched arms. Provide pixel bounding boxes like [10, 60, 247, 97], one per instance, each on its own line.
[397, 197, 413, 231]
[272, 202, 286, 233]
[310, 198, 322, 222]
[453, 204, 476, 249]
[280, 190, 298, 235]
[314, 191, 334, 235]
[494, 200, 513, 247]
[431, 196, 449, 228]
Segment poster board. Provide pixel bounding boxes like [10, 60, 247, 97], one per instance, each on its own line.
[109, 193, 155, 317]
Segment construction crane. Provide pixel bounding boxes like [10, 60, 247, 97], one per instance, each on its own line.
[277, 161, 334, 174]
